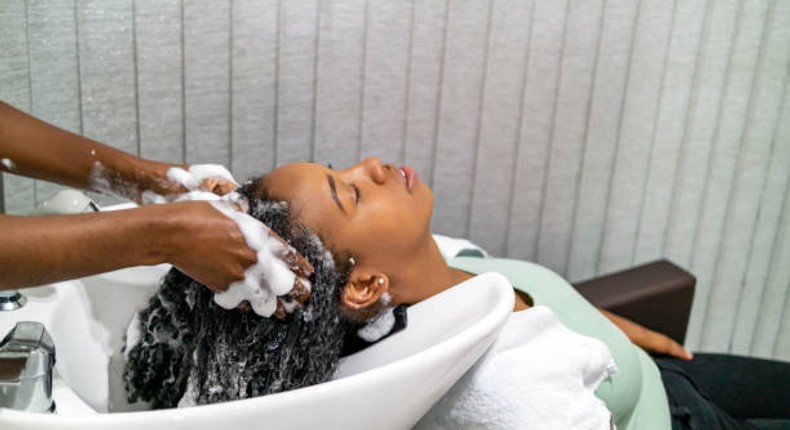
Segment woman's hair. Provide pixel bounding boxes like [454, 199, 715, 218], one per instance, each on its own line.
[123, 179, 360, 408]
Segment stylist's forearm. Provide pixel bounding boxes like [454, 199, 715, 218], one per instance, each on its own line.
[0, 102, 176, 196]
[0, 207, 170, 290]
[0, 201, 256, 292]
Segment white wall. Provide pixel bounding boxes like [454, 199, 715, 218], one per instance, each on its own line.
[1, 0, 789, 360]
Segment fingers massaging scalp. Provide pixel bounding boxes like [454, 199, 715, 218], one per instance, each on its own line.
[124, 181, 361, 408]
[90, 161, 313, 318]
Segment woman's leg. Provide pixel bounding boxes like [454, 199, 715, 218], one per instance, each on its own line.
[663, 353, 789, 419]
[655, 353, 790, 430]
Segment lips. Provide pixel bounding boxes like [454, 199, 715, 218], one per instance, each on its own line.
[399, 165, 417, 193]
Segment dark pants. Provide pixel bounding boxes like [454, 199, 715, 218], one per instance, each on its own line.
[655, 353, 790, 430]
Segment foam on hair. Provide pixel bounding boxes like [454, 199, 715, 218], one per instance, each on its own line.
[123, 180, 358, 408]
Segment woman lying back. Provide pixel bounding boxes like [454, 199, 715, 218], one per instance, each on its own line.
[257, 157, 790, 430]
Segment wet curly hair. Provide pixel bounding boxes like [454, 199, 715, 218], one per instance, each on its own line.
[123, 179, 360, 409]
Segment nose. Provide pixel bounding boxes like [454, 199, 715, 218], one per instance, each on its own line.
[354, 157, 387, 185]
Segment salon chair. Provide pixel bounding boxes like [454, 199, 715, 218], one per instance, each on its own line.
[572, 259, 695, 345]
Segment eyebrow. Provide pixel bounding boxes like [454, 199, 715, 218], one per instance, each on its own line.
[326, 174, 346, 213]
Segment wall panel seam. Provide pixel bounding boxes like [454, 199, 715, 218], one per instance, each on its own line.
[72, 0, 84, 137]
[596, 0, 644, 274]
[724, 0, 778, 352]
[273, 0, 282, 167]
[132, 0, 141, 157]
[356, 0, 371, 163]
[688, 0, 746, 340]
[752, 67, 790, 356]
[534, 0, 572, 265]
[567, 0, 608, 278]
[428, 0, 451, 188]
[180, 0, 187, 163]
[749, 30, 790, 354]
[310, 0, 322, 161]
[770, 161, 790, 357]
[632, 0, 680, 264]
[23, 0, 32, 111]
[228, 0, 234, 170]
[663, 0, 713, 258]
[465, 0, 495, 238]
[24, 0, 36, 203]
[504, 0, 537, 257]
[399, 0, 416, 164]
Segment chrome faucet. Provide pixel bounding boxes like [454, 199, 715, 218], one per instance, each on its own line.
[0, 321, 56, 413]
[0, 291, 27, 311]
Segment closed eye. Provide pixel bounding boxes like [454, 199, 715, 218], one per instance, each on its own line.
[352, 184, 361, 204]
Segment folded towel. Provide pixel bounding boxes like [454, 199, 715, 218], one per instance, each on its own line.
[415, 306, 617, 430]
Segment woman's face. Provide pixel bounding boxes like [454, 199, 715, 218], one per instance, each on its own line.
[261, 158, 434, 304]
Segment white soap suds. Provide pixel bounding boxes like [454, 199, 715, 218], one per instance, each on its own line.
[177, 374, 199, 408]
[138, 164, 239, 205]
[1, 158, 16, 170]
[146, 165, 312, 318]
[173, 164, 237, 189]
[95, 162, 305, 318]
[209, 200, 311, 317]
[89, 161, 138, 199]
[141, 164, 308, 318]
[357, 305, 396, 342]
[124, 313, 142, 360]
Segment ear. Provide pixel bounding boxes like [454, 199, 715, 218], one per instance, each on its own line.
[341, 270, 389, 311]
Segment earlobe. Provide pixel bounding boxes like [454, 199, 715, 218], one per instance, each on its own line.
[342, 273, 389, 311]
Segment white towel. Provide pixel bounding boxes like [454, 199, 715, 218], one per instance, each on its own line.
[415, 306, 617, 430]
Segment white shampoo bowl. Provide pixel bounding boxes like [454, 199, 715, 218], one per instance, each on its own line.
[0, 263, 513, 430]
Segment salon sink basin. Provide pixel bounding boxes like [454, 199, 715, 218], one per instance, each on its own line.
[0, 258, 514, 429]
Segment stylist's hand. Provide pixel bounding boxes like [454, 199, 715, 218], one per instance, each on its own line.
[207, 200, 314, 318]
[160, 201, 257, 292]
[158, 201, 314, 316]
[131, 161, 239, 203]
[599, 308, 693, 361]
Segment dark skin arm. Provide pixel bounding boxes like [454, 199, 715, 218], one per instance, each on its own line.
[0, 202, 255, 291]
[599, 308, 693, 360]
[513, 290, 692, 360]
[0, 101, 188, 199]
[0, 102, 312, 302]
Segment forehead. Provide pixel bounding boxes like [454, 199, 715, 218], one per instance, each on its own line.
[263, 162, 338, 228]
[264, 163, 325, 194]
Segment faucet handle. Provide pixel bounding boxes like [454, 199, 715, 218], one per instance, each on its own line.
[0, 322, 56, 413]
[0, 321, 56, 373]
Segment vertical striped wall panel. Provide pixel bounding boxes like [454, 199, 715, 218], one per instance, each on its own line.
[358, 0, 411, 164]
[313, 0, 366, 168]
[231, 0, 277, 179]
[1, 0, 788, 360]
[568, 0, 639, 282]
[537, 0, 603, 274]
[28, 0, 81, 205]
[135, 0, 183, 165]
[507, 0, 569, 261]
[1, 0, 36, 213]
[402, 0, 446, 193]
[276, 0, 318, 165]
[183, 1, 231, 167]
[431, 0, 491, 238]
[468, 0, 533, 257]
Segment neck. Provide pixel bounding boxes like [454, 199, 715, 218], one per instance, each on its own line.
[391, 236, 473, 304]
